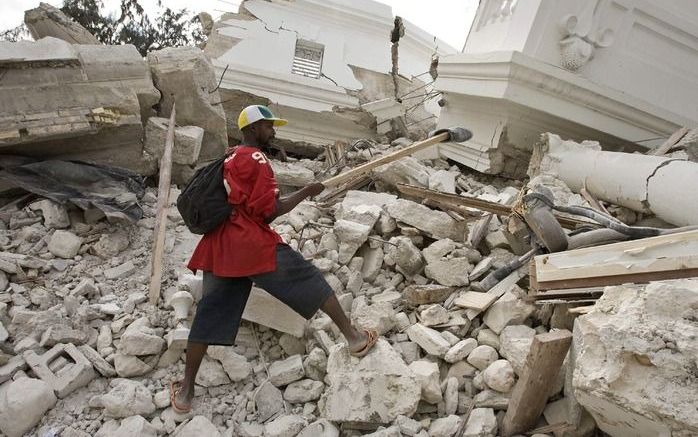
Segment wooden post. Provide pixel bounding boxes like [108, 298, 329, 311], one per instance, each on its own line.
[148, 102, 176, 305]
[501, 329, 573, 436]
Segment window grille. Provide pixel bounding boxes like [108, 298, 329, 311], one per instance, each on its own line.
[292, 41, 324, 79]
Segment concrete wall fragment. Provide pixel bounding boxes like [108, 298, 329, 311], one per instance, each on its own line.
[572, 280, 698, 436]
[24, 2, 101, 45]
[147, 47, 228, 162]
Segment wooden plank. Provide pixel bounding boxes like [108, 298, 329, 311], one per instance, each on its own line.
[464, 267, 527, 320]
[501, 330, 573, 436]
[321, 131, 449, 187]
[395, 184, 591, 230]
[647, 126, 689, 156]
[453, 291, 497, 311]
[148, 103, 176, 305]
[534, 230, 698, 290]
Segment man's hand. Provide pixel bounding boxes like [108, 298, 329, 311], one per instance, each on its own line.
[305, 182, 325, 198]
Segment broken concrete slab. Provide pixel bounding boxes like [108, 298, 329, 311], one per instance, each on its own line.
[573, 280, 698, 436]
[243, 287, 306, 337]
[482, 288, 535, 335]
[406, 323, 450, 357]
[91, 379, 155, 418]
[321, 339, 420, 424]
[208, 346, 252, 381]
[499, 325, 535, 377]
[0, 377, 57, 437]
[119, 318, 165, 356]
[24, 3, 101, 44]
[255, 380, 284, 422]
[408, 360, 443, 404]
[372, 157, 431, 189]
[386, 199, 467, 241]
[0, 38, 159, 173]
[424, 257, 472, 286]
[269, 354, 305, 387]
[144, 117, 204, 165]
[147, 47, 228, 162]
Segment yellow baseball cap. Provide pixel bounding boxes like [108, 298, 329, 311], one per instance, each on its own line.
[237, 105, 288, 130]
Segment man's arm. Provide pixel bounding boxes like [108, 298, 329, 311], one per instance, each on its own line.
[265, 182, 324, 223]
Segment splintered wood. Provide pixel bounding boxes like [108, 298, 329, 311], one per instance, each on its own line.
[501, 330, 573, 436]
[531, 230, 698, 293]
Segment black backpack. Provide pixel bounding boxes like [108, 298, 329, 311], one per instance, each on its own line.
[177, 156, 233, 234]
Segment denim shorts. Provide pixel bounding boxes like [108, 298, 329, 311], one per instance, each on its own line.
[188, 244, 333, 345]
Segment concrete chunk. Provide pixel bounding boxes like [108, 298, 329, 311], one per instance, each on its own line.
[269, 354, 305, 387]
[144, 117, 204, 165]
[24, 343, 96, 398]
[48, 230, 82, 258]
[406, 323, 450, 357]
[0, 377, 57, 437]
[386, 199, 467, 241]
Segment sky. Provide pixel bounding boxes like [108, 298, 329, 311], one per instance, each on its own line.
[1, 0, 478, 50]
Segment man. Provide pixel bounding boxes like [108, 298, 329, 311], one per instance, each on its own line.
[171, 105, 378, 413]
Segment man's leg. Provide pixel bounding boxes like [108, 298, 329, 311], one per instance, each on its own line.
[253, 245, 375, 355]
[319, 293, 369, 354]
[174, 342, 207, 408]
[174, 272, 252, 411]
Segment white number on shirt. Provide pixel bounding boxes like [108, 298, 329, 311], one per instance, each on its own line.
[251, 151, 268, 164]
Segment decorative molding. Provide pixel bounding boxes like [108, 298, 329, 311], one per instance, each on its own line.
[215, 62, 358, 112]
[559, 0, 615, 71]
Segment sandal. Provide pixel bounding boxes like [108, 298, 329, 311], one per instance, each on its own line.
[350, 329, 379, 358]
[170, 381, 192, 414]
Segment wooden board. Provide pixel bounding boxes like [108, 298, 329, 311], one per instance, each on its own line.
[453, 291, 497, 311]
[464, 267, 527, 320]
[148, 103, 176, 305]
[501, 330, 573, 436]
[533, 230, 698, 291]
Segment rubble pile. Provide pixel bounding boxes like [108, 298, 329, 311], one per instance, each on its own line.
[1, 5, 697, 437]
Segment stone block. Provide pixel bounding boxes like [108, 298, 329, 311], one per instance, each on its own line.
[467, 345, 499, 371]
[408, 360, 443, 404]
[462, 408, 497, 437]
[208, 345, 251, 381]
[264, 414, 306, 437]
[498, 325, 535, 376]
[573, 280, 698, 436]
[255, 380, 284, 422]
[444, 338, 478, 363]
[104, 261, 136, 280]
[144, 117, 204, 165]
[147, 47, 228, 162]
[119, 318, 165, 356]
[321, 339, 420, 424]
[242, 287, 306, 337]
[386, 199, 467, 241]
[48, 230, 82, 258]
[406, 323, 450, 357]
[283, 379, 325, 403]
[111, 415, 158, 437]
[483, 359, 515, 393]
[269, 354, 305, 387]
[24, 343, 96, 398]
[78, 344, 116, 377]
[483, 290, 535, 334]
[173, 415, 221, 437]
[91, 379, 155, 418]
[425, 257, 472, 286]
[270, 161, 315, 187]
[0, 377, 57, 437]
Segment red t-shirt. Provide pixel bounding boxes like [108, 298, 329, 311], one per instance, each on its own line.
[187, 146, 283, 277]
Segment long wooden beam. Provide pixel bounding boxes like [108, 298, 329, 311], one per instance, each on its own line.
[395, 184, 590, 230]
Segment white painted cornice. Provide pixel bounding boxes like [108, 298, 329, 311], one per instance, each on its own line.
[435, 51, 693, 137]
[215, 62, 358, 112]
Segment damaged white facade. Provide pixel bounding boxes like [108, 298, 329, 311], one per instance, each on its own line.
[205, 0, 456, 150]
[432, 0, 698, 177]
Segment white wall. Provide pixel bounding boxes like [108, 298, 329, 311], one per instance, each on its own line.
[210, 0, 456, 112]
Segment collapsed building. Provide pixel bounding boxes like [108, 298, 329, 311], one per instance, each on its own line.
[0, 1, 697, 437]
